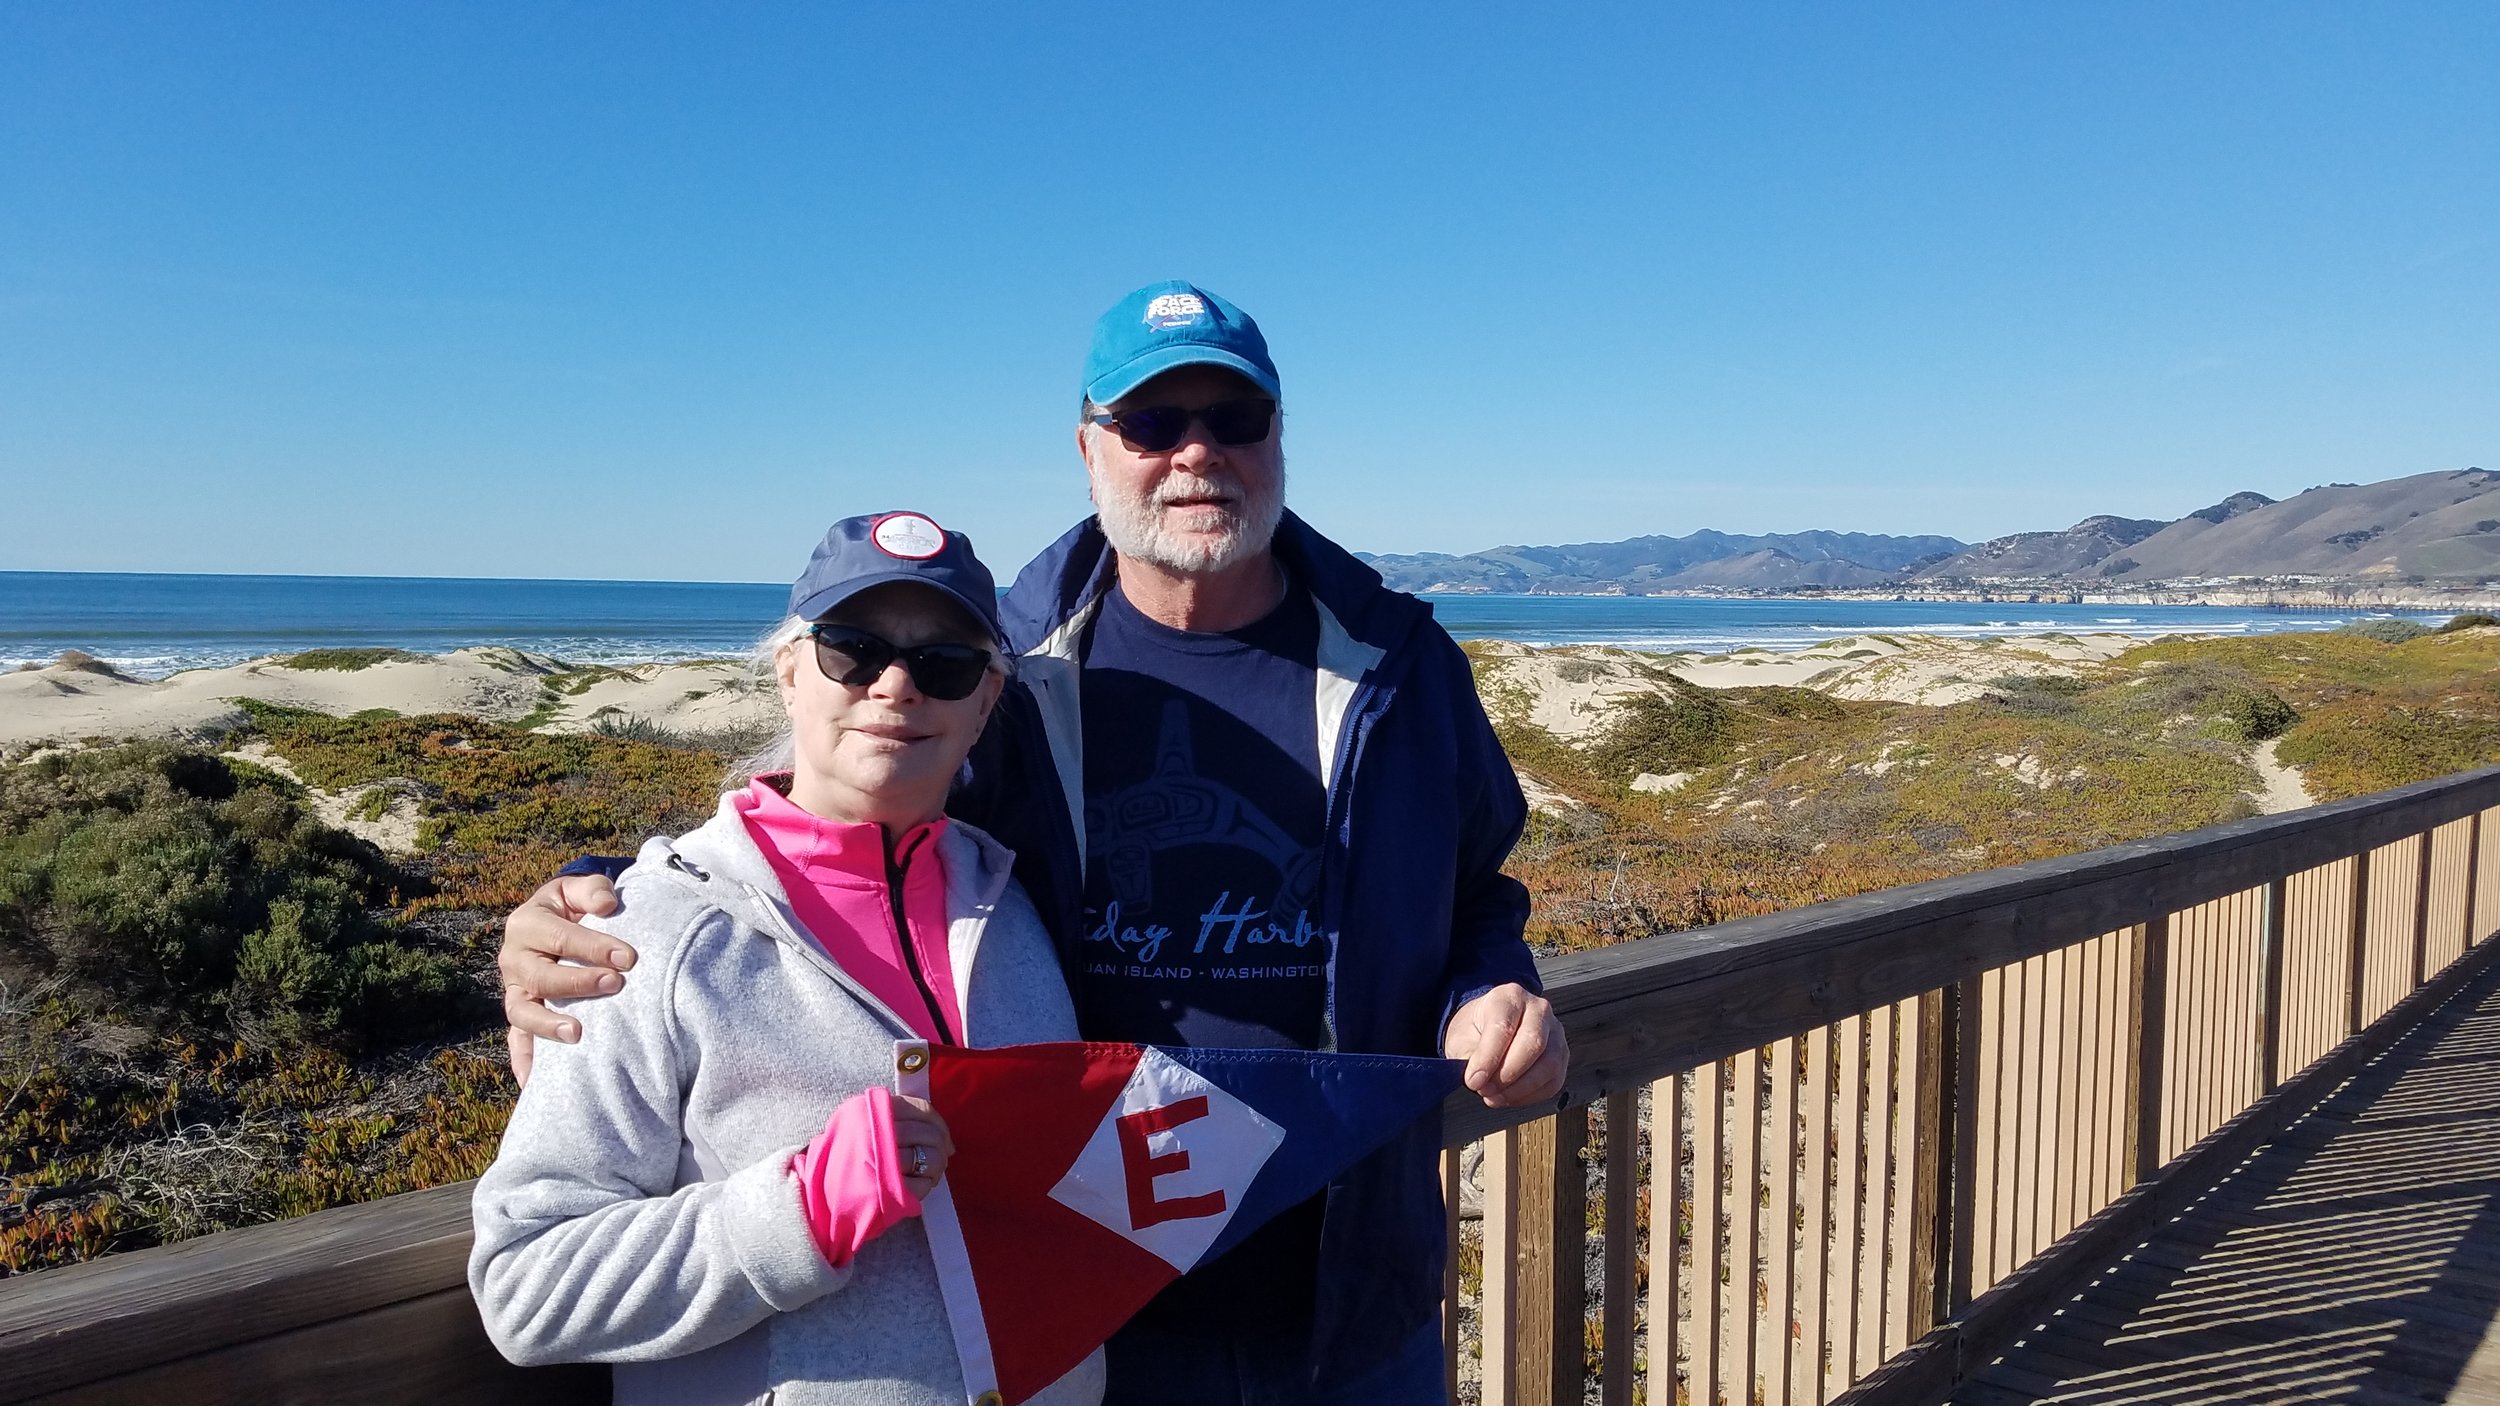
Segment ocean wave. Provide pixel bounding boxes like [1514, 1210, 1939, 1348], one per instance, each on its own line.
[3, 639, 751, 682]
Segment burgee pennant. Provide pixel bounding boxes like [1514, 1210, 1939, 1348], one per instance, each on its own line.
[893, 1040, 1465, 1406]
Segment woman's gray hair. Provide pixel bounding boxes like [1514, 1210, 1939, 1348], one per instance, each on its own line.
[721, 614, 809, 789]
[719, 608, 1015, 792]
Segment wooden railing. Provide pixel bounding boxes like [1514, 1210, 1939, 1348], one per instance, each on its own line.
[3, 765, 2496, 1405]
[1444, 764, 2500, 1406]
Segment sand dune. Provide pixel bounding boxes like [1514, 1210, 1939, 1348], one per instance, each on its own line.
[0, 648, 780, 755]
[4, 630, 2149, 761]
[1466, 631, 2143, 742]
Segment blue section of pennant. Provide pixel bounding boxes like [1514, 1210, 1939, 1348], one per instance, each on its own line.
[1152, 1047, 1464, 1265]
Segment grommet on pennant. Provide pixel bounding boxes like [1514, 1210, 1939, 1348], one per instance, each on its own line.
[974, 1393, 1002, 1406]
[898, 1047, 929, 1075]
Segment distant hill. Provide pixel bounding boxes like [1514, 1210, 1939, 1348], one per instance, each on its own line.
[1361, 530, 1966, 593]
[2104, 471, 2500, 581]
[1358, 468, 2500, 594]
[1913, 514, 2172, 580]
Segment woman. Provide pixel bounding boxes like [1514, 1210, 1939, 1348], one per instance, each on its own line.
[470, 511, 1102, 1406]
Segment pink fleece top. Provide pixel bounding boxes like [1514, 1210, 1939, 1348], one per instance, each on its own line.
[734, 775, 962, 1266]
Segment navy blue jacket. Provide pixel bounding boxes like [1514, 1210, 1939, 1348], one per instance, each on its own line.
[952, 511, 1540, 1378]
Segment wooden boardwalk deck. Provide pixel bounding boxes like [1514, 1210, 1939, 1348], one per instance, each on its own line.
[1952, 954, 2500, 1404]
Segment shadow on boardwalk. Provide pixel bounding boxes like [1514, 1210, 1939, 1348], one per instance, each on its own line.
[1957, 958, 2500, 1404]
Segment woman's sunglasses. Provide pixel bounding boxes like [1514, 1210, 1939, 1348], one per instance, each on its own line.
[1085, 398, 1275, 453]
[807, 624, 992, 701]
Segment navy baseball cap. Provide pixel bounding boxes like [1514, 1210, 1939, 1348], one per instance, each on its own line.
[788, 511, 1006, 647]
[1082, 280, 1281, 408]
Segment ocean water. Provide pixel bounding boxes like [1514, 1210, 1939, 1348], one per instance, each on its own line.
[0, 571, 2448, 680]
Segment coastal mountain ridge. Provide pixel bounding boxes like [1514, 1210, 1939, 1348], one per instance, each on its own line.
[1360, 529, 1965, 593]
[1360, 468, 2499, 593]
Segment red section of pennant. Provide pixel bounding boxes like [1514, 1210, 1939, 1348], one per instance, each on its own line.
[928, 1043, 1182, 1405]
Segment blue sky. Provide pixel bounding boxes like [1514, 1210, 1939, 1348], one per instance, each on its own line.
[5, 2, 2494, 581]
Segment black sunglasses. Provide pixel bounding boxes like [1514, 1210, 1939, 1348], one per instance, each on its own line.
[807, 624, 993, 701]
[1086, 398, 1275, 453]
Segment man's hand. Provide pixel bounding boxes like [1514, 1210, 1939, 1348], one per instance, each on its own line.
[500, 874, 638, 1087]
[1443, 983, 1568, 1110]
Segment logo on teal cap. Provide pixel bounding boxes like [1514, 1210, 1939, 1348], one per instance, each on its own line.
[1142, 292, 1211, 331]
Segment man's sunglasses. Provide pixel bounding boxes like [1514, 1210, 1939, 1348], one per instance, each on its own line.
[807, 624, 992, 701]
[1085, 398, 1275, 453]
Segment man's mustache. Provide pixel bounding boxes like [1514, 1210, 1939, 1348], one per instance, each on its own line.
[1154, 477, 1246, 507]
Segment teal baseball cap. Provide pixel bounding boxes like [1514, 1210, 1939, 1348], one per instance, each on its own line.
[1082, 280, 1281, 407]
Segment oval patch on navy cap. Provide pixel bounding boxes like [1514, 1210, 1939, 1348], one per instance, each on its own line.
[1142, 292, 1210, 330]
[872, 511, 947, 560]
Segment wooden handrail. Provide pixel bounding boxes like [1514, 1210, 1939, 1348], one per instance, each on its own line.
[4, 765, 2497, 1405]
[1444, 764, 2500, 1145]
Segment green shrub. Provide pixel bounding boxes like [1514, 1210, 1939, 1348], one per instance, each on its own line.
[2224, 689, 2299, 742]
[0, 745, 468, 1049]
[278, 649, 421, 672]
[1988, 674, 2090, 717]
[1725, 685, 1849, 722]
[2439, 613, 2500, 633]
[2341, 618, 2433, 644]
[1584, 683, 1738, 776]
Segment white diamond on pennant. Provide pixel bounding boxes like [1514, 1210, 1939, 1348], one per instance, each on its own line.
[1047, 1047, 1284, 1272]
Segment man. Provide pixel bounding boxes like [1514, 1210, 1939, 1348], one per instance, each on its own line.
[499, 280, 1563, 1404]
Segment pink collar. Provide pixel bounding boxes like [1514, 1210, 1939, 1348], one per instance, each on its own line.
[732, 775, 948, 879]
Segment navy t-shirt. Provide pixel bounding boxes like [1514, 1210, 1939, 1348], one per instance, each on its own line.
[1076, 579, 1331, 1343]
[1076, 582, 1331, 1050]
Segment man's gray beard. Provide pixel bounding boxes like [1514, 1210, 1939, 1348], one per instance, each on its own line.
[1088, 458, 1287, 576]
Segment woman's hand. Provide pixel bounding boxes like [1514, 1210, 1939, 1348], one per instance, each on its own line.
[498, 874, 639, 1086]
[892, 1094, 956, 1202]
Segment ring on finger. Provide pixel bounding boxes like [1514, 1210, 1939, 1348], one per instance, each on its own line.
[910, 1145, 930, 1180]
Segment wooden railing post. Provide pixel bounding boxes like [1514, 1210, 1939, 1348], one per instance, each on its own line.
[2468, 812, 2487, 947]
[1516, 1108, 1588, 1406]
[1909, 988, 1952, 1338]
[2347, 849, 2374, 1036]
[1644, 1075, 1684, 1406]
[2128, 917, 2170, 1183]
[1599, 1090, 1636, 1406]
[1482, 1127, 1521, 1406]
[2258, 878, 2287, 1093]
[1945, 977, 1980, 1314]
[2410, 830, 2436, 988]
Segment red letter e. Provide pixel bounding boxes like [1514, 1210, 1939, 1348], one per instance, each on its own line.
[1116, 1096, 1228, 1231]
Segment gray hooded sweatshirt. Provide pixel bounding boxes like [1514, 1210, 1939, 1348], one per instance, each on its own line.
[469, 795, 1103, 1406]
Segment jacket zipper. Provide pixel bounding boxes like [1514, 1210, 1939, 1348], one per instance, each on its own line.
[735, 879, 924, 1042]
[887, 844, 959, 1046]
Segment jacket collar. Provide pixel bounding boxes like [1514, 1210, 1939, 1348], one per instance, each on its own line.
[660, 790, 1020, 933]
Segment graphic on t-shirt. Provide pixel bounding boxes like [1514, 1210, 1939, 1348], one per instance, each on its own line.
[1089, 701, 1320, 925]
